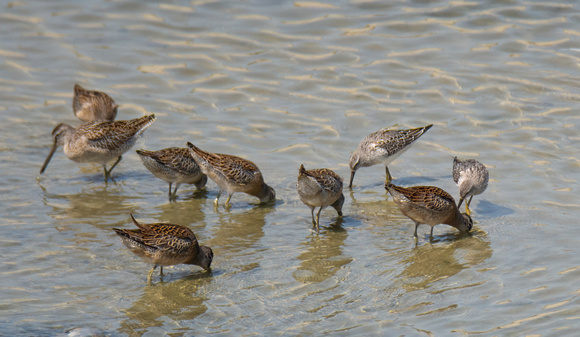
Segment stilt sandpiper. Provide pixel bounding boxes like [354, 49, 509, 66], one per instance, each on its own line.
[453, 157, 489, 216]
[348, 124, 433, 188]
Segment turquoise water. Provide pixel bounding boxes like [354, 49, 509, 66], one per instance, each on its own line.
[1, 0, 580, 335]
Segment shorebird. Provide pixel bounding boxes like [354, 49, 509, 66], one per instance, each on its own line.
[72, 84, 118, 122]
[385, 182, 472, 240]
[453, 157, 489, 216]
[137, 148, 208, 201]
[348, 124, 433, 188]
[186, 142, 276, 206]
[296, 164, 344, 230]
[113, 214, 213, 282]
[40, 114, 156, 179]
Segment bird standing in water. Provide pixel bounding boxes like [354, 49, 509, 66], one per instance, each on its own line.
[187, 142, 276, 207]
[452, 157, 489, 216]
[385, 182, 472, 240]
[137, 147, 207, 201]
[113, 214, 213, 282]
[296, 164, 344, 230]
[348, 124, 433, 188]
[40, 114, 156, 180]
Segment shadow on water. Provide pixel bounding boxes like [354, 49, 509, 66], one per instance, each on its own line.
[475, 199, 514, 219]
[119, 272, 214, 336]
[293, 218, 353, 284]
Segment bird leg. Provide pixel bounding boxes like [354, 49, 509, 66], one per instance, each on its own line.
[315, 207, 323, 231]
[168, 182, 173, 201]
[429, 226, 434, 241]
[413, 221, 420, 237]
[225, 193, 233, 207]
[104, 156, 123, 179]
[147, 265, 157, 282]
[465, 196, 474, 216]
[214, 190, 223, 206]
[171, 183, 181, 201]
[310, 207, 316, 226]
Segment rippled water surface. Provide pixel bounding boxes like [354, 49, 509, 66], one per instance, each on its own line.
[2, 0, 580, 335]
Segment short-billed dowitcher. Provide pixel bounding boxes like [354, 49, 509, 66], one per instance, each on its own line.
[385, 182, 472, 240]
[137, 148, 208, 201]
[73, 84, 118, 122]
[296, 164, 344, 230]
[113, 214, 213, 282]
[348, 124, 433, 188]
[40, 114, 156, 179]
[453, 157, 489, 216]
[186, 142, 276, 206]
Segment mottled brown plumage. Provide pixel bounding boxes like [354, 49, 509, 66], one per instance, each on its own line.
[113, 214, 213, 282]
[349, 124, 433, 188]
[40, 114, 156, 179]
[186, 142, 275, 206]
[73, 84, 118, 122]
[385, 182, 472, 240]
[137, 148, 207, 201]
[296, 164, 344, 230]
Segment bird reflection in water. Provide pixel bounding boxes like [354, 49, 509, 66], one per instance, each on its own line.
[293, 218, 352, 284]
[119, 272, 213, 335]
[393, 234, 492, 294]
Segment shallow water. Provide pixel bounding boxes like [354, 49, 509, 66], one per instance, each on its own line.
[2, 0, 580, 335]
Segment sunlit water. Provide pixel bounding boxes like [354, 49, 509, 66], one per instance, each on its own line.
[1, 0, 580, 335]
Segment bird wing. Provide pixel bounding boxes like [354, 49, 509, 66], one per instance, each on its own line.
[304, 168, 343, 193]
[395, 185, 455, 213]
[141, 148, 200, 175]
[139, 223, 198, 255]
[80, 115, 155, 151]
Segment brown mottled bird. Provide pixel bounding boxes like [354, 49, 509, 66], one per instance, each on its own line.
[348, 124, 432, 188]
[137, 148, 208, 201]
[73, 84, 118, 122]
[187, 142, 275, 206]
[452, 157, 489, 216]
[40, 114, 156, 179]
[113, 214, 213, 282]
[296, 164, 344, 230]
[385, 182, 472, 240]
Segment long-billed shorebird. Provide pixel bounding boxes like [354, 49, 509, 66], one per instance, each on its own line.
[137, 147, 208, 201]
[348, 124, 433, 188]
[73, 84, 118, 122]
[385, 182, 472, 240]
[113, 214, 213, 282]
[452, 157, 489, 216]
[186, 142, 276, 206]
[40, 114, 156, 179]
[296, 164, 344, 230]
